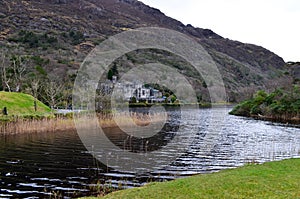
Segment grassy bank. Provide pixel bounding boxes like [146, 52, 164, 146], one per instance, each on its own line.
[85, 158, 300, 199]
[0, 91, 51, 118]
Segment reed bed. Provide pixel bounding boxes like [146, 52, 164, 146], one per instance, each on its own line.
[0, 117, 75, 135]
[0, 112, 167, 134]
[98, 112, 167, 128]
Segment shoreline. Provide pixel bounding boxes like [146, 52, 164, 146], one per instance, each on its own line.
[4, 104, 299, 135]
[0, 112, 167, 135]
[230, 113, 300, 125]
[0, 103, 233, 135]
[251, 114, 300, 125]
[83, 158, 300, 198]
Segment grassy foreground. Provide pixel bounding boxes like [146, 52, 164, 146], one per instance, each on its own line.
[0, 91, 51, 117]
[85, 158, 300, 199]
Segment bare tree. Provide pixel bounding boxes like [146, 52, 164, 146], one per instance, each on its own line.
[265, 76, 293, 92]
[0, 50, 11, 92]
[25, 65, 47, 112]
[11, 55, 29, 92]
[42, 80, 64, 110]
[31, 78, 40, 112]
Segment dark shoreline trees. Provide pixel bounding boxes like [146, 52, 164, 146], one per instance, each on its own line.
[230, 86, 300, 123]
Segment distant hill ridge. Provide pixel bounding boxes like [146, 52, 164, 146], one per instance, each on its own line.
[0, 0, 292, 101]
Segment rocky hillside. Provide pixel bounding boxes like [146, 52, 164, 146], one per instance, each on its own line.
[287, 62, 300, 83]
[0, 0, 293, 102]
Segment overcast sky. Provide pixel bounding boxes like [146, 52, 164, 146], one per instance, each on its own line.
[140, 0, 300, 62]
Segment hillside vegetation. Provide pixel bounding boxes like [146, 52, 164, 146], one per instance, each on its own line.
[0, 0, 293, 106]
[0, 91, 51, 117]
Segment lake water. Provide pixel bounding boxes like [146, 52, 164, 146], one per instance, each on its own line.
[0, 107, 299, 198]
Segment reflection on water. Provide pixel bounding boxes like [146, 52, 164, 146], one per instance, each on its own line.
[0, 131, 100, 198]
[0, 107, 299, 198]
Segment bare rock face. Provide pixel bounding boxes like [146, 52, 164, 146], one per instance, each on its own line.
[290, 63, 300, 81]
[0, 12, 6, 18]
[294, 66, 300, 79]
[54, 0, 68, 4]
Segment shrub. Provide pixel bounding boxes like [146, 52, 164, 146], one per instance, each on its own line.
[229, 100, 252, 116]
[9, 30, 58, 49]
[69, 30, 85, 45]
[250, 104, 262, 115]
[231, 87, 300, 121]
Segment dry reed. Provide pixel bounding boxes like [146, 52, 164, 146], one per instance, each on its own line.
[98, 112, 167, 128]
[0, 112, 167, 135]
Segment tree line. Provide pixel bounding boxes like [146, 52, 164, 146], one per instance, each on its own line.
[0, 50, 74, 111]
[230, 86, 300, 123]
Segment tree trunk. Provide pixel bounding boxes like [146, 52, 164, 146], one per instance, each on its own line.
[34, 99, 37, 112]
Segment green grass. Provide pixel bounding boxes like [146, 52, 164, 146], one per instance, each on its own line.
[0, 91, 51, 117]
[85, 158, 300, 199]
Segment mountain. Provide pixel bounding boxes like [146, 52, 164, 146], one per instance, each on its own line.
[0, 0, 292, 102]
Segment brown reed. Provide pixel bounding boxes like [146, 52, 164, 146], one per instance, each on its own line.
[0, 112, 167, 135]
